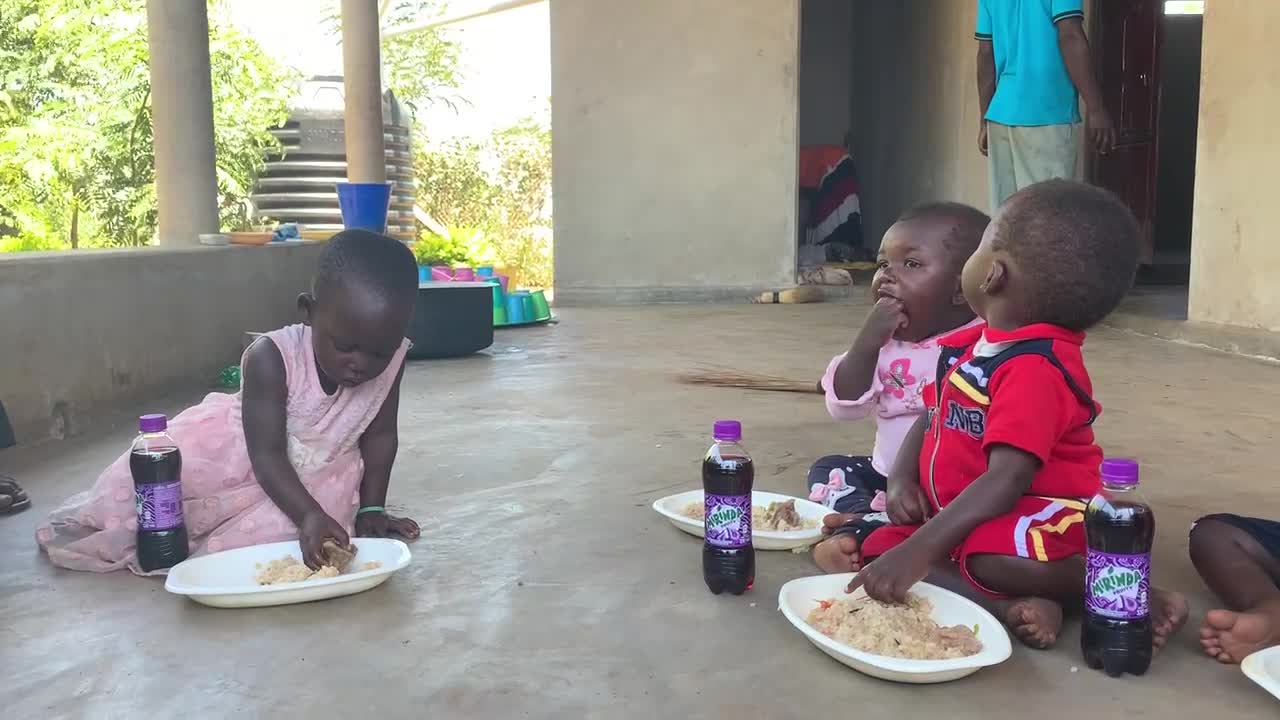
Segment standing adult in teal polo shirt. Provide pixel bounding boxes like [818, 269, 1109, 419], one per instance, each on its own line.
[976, 0, 1115, 208]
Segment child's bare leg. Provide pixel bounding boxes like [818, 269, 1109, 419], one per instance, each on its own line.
[1190, 517, 1280, 663]
[920, 560, 1064, 649]
[965, 553, 1186, 652]
[932, 555, 1075, 649]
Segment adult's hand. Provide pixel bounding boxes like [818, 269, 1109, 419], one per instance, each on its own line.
[1087, 108, 1117, 155]
[978, 122, 989, 157]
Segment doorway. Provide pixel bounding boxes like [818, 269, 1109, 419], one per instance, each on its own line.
[1092, 0, 1204, 314]
[796, 0, 868, 280]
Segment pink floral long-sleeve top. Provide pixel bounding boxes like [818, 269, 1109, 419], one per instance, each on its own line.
[820, 319, 983, 476]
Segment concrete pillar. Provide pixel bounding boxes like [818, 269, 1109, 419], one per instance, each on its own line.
[145, 0, 220, 246]
[341, 0, 387, 183]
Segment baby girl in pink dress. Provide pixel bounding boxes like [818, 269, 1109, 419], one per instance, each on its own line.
[809, 203, 989, 574]
[37, 230, 422, 574]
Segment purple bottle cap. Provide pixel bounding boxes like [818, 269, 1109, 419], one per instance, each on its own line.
[712, 420, 742, 442]
[1100, 458, 1139, 486]
[138, 414, 168, 433]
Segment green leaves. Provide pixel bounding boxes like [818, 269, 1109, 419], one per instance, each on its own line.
[412, 111, 553, 287]
[0, 0, 294, 249]
[317, 0, 462, 115]
[411, 228, 472, 267]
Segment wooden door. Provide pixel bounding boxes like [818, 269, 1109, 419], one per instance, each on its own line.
[1091, 0, 1162, 264]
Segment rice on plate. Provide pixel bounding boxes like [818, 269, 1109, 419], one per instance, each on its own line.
[806, 592, 982, 660]
[680, 498, 820, 532]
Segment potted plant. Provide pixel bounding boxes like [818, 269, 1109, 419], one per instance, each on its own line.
[224, 205, 276, 246]
[407, 229, 496, 359]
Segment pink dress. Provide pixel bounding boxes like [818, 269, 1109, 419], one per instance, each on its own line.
[820, 319, 983, 477]
[35, 324, 410, 574]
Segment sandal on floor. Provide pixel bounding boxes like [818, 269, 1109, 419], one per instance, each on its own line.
[0, 475, 31, 514]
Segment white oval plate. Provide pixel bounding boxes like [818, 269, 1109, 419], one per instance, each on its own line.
[778, 573, 1012, 684]
[1242, 646, 1280, 702]
[651, 489, 827, 551]
[164, 538, 412, 608]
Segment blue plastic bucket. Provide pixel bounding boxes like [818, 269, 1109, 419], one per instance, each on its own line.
[336, 182, 392, 233]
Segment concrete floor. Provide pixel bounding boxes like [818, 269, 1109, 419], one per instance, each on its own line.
[4, 305, 1279, 718]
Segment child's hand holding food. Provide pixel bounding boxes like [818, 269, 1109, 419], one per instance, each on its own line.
[298, 510, 350, 569]
[854, 296, 910, 351]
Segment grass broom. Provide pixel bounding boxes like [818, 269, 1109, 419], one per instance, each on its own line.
[676, 367, 822, 395]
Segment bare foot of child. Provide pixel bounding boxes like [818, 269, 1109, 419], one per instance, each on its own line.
[813, 535, 862, 573]
[812, 513, 864, 573]
[1151, 587, 1189, 653]
[1004, 597, 1064, 649]
[1199, 600, 1280, 664]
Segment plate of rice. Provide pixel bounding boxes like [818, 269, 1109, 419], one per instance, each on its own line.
[651, 490, 827, 550]
[164, 538, 412, 608]
[778, 573, 1012, 683]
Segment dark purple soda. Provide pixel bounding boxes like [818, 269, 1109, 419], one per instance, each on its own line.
[1082, 458, 1154, 677]
[702, 420, 754, 595]
[131, 414, 189, 572]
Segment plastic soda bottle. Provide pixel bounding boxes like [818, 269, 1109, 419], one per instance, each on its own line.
[131, 414, 190, 572]
[702, 420, 755, 595]
[1082, 458, 1154, 676]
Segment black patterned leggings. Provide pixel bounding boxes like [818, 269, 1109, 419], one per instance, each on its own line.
[804, 454, 888, 514]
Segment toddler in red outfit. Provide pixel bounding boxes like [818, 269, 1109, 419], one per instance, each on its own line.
[840, 180, 1187, 651]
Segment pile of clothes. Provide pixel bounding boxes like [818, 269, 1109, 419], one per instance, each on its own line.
[799, 144, 865, 261]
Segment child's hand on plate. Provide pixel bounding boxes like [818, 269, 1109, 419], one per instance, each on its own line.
[355, 510, 421, 541]
[845, 542, 931, 604]
[299, 510, 350, 569]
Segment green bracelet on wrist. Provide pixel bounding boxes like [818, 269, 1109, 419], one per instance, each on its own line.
[357, 505, 385, 515]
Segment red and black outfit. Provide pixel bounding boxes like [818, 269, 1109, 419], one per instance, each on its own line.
[860, 322, 1104, 596]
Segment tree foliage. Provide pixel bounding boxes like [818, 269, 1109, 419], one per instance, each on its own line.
[414, 113, 553, 287]
[0, 0, 294, 249]
[380, 0, 465, 115]
[0, 0, 552, 289]
[320, 0, 462, 115]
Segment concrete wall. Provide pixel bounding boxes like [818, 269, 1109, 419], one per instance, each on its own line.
[799, 0, 854, 147]
[550, 0, 800, 303]
[0, 244, 323, 444]
[1188, 3, 1280, 330]
[849, 0, 988, 244]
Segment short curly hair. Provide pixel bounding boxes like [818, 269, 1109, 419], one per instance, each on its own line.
[314, 229, 418, 304]
[896, 201, 990, 272]
[992, 180, 1139, 331]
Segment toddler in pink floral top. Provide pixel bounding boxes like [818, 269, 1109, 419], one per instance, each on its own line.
[808, 203, 989, 574]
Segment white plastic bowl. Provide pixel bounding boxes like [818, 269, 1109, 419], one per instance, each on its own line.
[1242, 646, 1280, 701]
[651, 490, 828, 551]
[778, 573, 1012, 683]
[164, 538, 412, 608]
